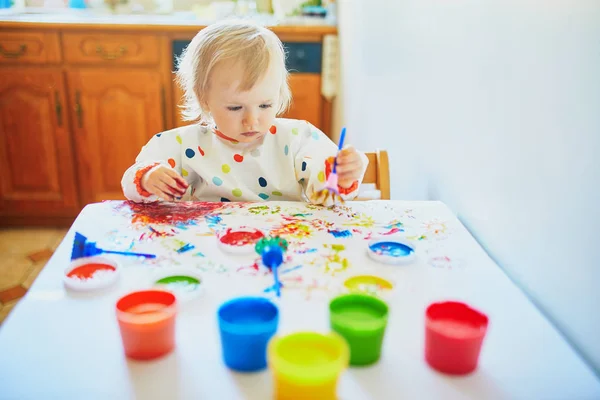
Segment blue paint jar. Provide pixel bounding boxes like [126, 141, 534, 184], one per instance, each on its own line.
[367, 239, 416, 265]
[217, 296, 279, 372]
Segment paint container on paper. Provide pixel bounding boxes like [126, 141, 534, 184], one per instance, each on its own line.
[367, 238, 416, 265]
[218, 227, 265, 255]
[63, 256, 119, 292]
[425, 301, 489, 375]
[116, 290, 177, 361]
[217, 296, 278, 372]
[329, 294, 389, 366]
[152, 268, 203, 303]
[268, 331, 349, 400]
[343, 275, 393, 298]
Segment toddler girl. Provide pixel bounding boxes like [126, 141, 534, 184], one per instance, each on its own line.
[121, 20, 368, 206]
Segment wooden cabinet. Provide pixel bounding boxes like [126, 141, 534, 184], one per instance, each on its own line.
[282, 73, 323, 128]
[0, 68, 79, 218]
[67, 69, 165, 204]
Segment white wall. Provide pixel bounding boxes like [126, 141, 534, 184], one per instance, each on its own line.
[338, 0, 600, 373]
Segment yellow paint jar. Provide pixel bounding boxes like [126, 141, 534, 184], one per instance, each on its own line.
[268, 331, 349, 400]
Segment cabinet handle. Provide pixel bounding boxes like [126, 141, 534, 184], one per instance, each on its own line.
[160, 85, 167, 131]
[95, 45, 127, 60]
[55, 91, 63, 127]
[0, 44, 27, 58]
[74, 91, 83, 128]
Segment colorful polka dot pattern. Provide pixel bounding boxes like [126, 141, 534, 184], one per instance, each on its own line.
[302, 161, 307, 171]
[284, 145, 289, 156]
[198, 146, 205, 156]
[234, 154, 243, 163]
[318, 171, 325, 182]
[258, 177, 267, 187]
[269, 125, 277, 134]
[182, 168, 189, 177]
[291, 128, 299, 135]
[222, 164, 231, 173]
[272, 191, 282, 196]
[185, 148, 195, 158]
[168, 158, 176, 168]
[259, 193, 269, 200]
[232, 188, 242, 197]
[213, 177, 223, 186]
[221, 197, 230, 202]
[176, 135, 182, 144]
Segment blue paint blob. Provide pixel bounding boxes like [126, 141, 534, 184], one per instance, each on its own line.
[284, 145, 289, 156]
[213, 176, 223, 186]
[258, 177, 267, 187]
[369, 241, 414, 257]
[156, 133, 162, 137]
[258, 193, 269, 200]
[185, 148, 195, 158]
[301, 161, 307, 171]
[328, 229, 352, 238]
[221, 197, 231, 202]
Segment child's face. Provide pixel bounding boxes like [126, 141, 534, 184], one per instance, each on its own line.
[205, 61, 280, 143]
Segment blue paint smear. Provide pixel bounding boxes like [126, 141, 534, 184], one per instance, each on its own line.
[176, 243, 196, 253]
[205, 214, 222, 226]
[295, 248, 317, 254]
[369, 241, 414, 257]
[329, 229, 352, 238]
[281, 265, 302, 274]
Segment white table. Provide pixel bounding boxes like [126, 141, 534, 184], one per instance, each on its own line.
[0, 200, 599, 400]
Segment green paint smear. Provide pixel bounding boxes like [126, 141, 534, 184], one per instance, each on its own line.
[156, 275, 200, 285]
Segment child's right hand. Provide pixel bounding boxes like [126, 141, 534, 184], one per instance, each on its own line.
[141, 166, 188, 201]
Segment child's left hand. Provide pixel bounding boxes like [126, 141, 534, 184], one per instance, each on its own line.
[335, 146, 366, 188]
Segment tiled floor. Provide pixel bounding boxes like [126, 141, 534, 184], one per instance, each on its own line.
[0, 228, 68, 325]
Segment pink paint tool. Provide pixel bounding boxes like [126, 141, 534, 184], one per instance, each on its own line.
[312, 127, 346, 204]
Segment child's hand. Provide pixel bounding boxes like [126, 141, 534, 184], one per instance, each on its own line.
[335, 146, 366, 188]
[142, 166, 188, 201]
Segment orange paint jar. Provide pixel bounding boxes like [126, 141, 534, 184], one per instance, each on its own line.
[116, 290, 177, 361]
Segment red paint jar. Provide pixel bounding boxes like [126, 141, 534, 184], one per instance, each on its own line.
[116, 290, 177, 361]
[425, 301, 489, 375]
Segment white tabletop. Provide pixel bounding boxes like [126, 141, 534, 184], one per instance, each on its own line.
[0, 200, 598, 400]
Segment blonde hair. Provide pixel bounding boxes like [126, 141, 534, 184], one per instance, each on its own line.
[176, 20, 291, 123]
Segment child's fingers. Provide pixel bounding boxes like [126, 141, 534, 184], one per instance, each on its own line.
[159, 174, 186, 195]
[150, 182, 176, 201]
[336, 160, 362, 174]
[164, 168, 189, 188]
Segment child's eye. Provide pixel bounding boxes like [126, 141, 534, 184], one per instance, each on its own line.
[227, 106, 242, 111]
[260, 104, 273, 109]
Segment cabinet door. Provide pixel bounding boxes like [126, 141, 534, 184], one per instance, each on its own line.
[67, 69, 164, 205]
[0, 68, 79, 217]
[282, 73, 323, 130]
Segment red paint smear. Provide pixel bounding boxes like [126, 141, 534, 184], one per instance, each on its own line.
[220, 228, 264, 246]
[68, 263, 115, 279]
[124, 201, 225, 225]
[198, 146, 205, 156]
[269, 125, 277, 134]
[233, 154, 244, 162]
[381, 227, 401, 235]
[168, 158, 176, 168]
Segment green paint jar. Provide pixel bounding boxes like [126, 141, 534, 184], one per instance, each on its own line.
[329, 294, 389, 366]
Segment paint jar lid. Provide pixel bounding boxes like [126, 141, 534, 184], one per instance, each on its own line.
[344, 275, 394, 297]
[367, 238, 416, 265]
[217, 227, 265, 255]
[152, 268, 203, 303]
[63, 256, 120, 292]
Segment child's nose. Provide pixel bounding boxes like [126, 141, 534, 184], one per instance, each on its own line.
[243, 111, 259, 127]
